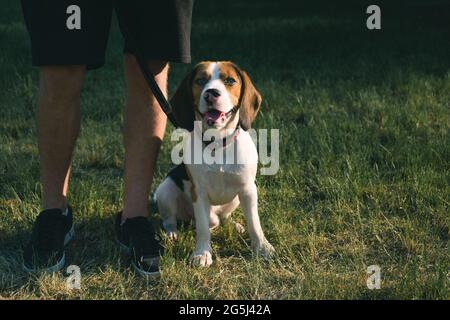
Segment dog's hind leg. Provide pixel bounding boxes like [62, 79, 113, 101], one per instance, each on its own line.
[154, 178, 193, 240]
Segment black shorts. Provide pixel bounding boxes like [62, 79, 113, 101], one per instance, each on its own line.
[21, 0, 193, 69]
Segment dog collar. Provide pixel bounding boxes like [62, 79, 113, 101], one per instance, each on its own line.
[203, 124, 241, 149]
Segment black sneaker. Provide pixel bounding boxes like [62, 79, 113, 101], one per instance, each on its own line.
[23, 207, 74, 273]
[115, 212, 164, 277]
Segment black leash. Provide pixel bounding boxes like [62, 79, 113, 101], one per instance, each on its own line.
[116, 2, 180, 129]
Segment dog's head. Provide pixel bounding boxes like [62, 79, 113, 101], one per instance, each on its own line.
[170, 61, 262, 132]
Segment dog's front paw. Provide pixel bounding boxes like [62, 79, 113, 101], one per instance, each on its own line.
[190, 251, 213, 267]
[253, 240, 275, 259]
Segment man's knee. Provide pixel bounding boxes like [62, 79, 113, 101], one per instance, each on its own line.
[39, 65, 86, 102]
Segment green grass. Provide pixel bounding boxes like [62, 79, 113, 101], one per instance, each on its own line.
[0, 0, 449, 299]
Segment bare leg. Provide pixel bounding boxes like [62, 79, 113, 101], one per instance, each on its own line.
[122, 54, 168, 220]
[37, 66, 85, 210]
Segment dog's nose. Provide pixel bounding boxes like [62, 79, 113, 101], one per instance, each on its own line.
[204, 88, 221, 103]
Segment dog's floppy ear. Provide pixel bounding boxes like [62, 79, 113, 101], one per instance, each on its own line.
[237, 69, 262, 131]
[170, 70, 195, 131]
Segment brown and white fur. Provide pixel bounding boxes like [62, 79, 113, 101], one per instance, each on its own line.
[154, 61, 274, 267]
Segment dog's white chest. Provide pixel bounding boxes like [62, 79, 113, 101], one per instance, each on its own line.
[203, 157, 247, 175]
[185, 131, 258, 205]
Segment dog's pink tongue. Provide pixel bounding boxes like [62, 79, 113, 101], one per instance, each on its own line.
[204, 109, 225, 124]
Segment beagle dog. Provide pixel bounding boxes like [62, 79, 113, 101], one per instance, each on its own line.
[154, 61, 274, 267]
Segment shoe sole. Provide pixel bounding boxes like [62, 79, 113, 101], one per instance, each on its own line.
[116, 240, 160, 278]
[22, 224, 75, 274]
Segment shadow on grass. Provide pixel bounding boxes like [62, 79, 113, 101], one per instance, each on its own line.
[0, 211, 259, 296]
[0, 214, 129, 294]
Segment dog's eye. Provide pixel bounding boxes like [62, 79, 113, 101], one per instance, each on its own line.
[195, 78, 208, 86]
[224, 77, 236, 86]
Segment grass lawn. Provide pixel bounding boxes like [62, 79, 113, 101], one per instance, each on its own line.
[0, 0, 449, 299]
